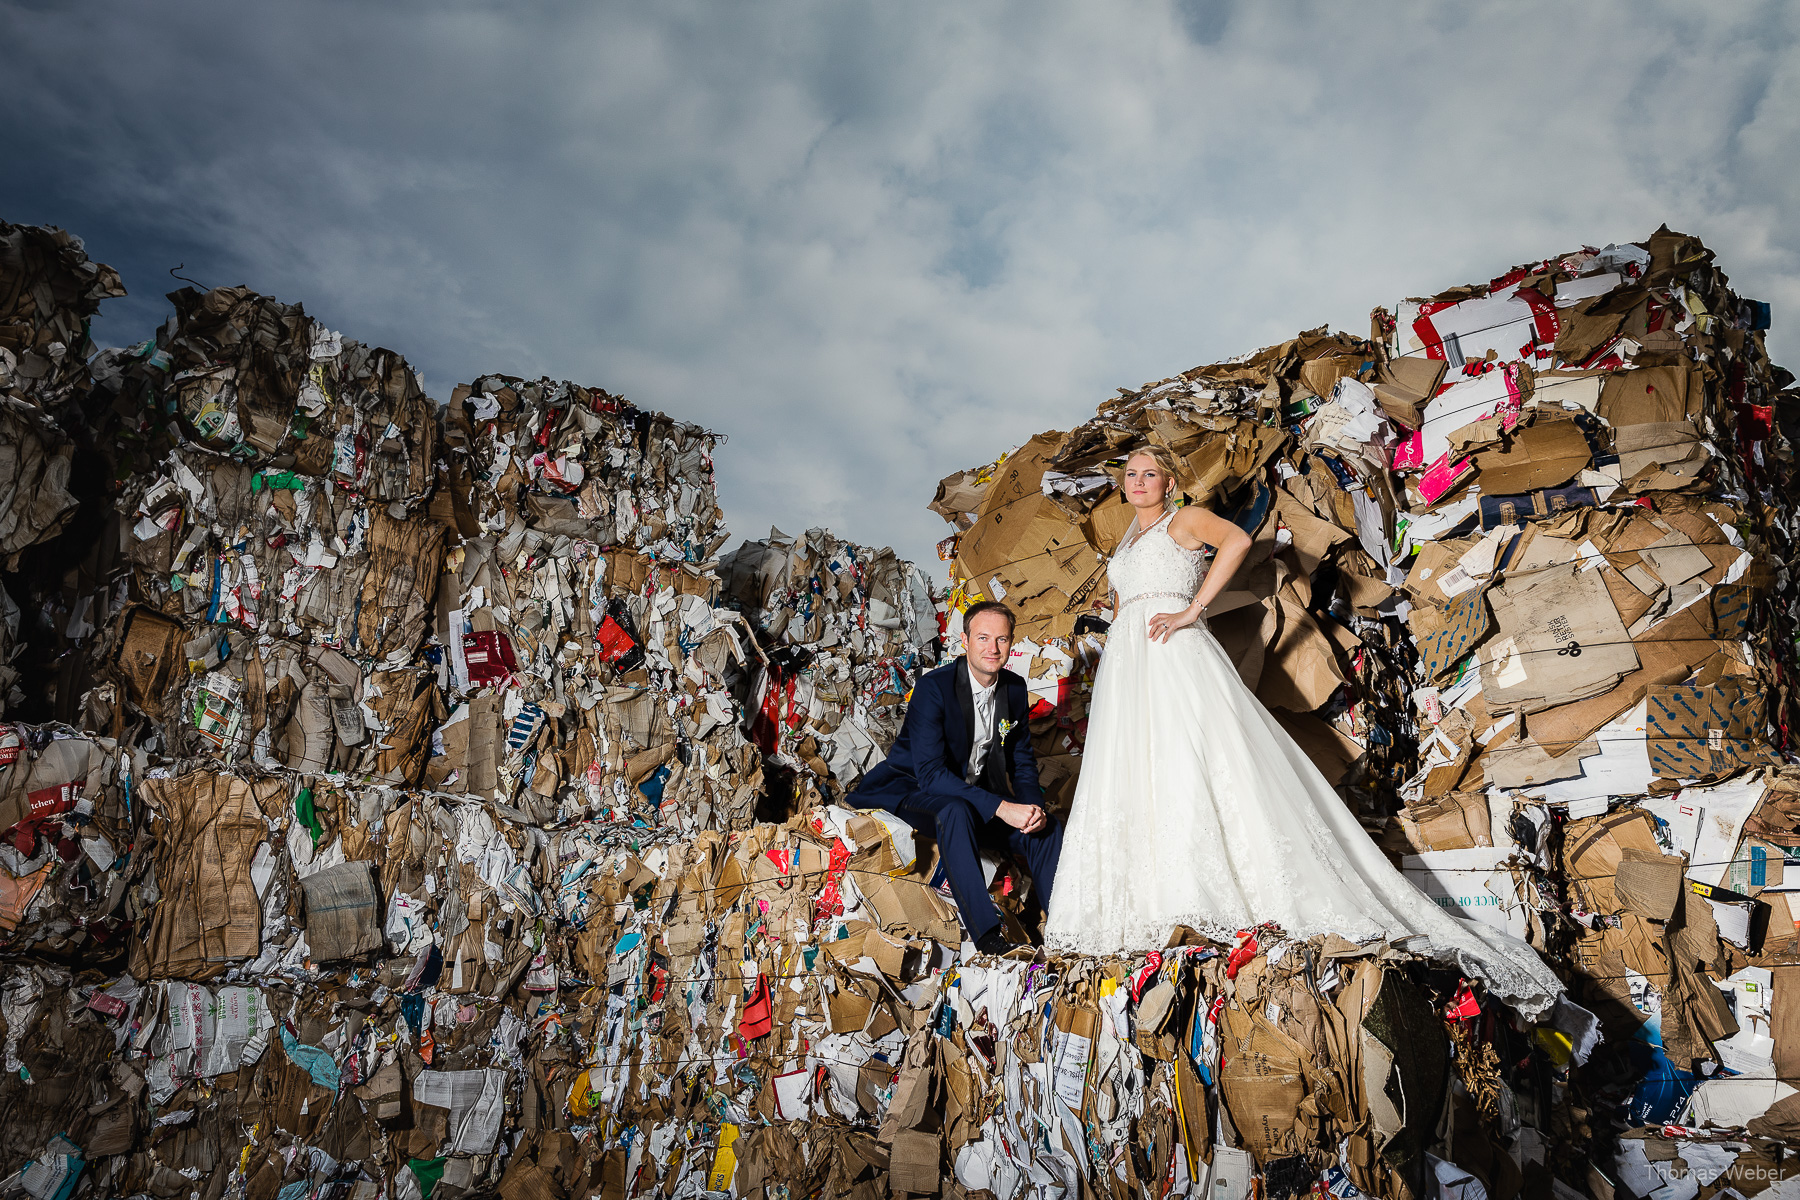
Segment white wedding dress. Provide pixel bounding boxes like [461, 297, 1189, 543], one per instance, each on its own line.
[1042, 509, 1561, 1016]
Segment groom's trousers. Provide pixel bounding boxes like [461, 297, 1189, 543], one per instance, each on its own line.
[893, 792, 1064, 944]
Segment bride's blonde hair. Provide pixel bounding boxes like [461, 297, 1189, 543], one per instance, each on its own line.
[1125, 444, 1183, 498]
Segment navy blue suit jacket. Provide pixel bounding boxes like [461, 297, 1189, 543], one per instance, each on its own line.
[854, 657, 1044, 821]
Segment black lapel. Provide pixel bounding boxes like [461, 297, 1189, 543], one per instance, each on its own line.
[954, 657, 975, 759]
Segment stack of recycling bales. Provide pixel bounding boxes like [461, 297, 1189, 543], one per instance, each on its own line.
[100, 286, 443, 775]
[0, 234, 947, 1200]
[723, 527, 941, 806]
[928, 225, 1800, 1193]
[0, 221, 126, 718]
[433, 371, 761, 832]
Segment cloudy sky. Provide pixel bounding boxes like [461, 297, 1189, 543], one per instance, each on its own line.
[5, 1, 1797, 573]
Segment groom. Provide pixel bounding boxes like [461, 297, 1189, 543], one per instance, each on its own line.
[853, 601, 1064, 954]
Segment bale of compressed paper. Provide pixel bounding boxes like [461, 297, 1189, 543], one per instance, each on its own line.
[431, 373, 766, 831]
[0, 223, 128, 720]
[149, 286, 438, 509]
[0, 221, 125, 414]
[723, 527, 941, 798]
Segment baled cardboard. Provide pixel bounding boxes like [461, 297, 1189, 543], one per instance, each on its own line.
[1255, 599, 1350, 713]
[1563, 809, 1664, 915]
[1614, 421, 1712, 491]
[887, 1128, 941, 1195]
[299, 861, 385, 962]
[134, 771, 285, 979]
[1216, 991, 1312, 1165]
[1647, 681, 1770, 781]
[1526, 605, 1717, 754]
[983, 431, 1067, 510]
[1182, 420, 1287, 501]
[1372, 356, 1447, 427]
[1471, 417, 1592, 495]
[1478, 560, 1638, 714]
[1614, 848, 1687, 921]
[1401, 849, 1530, 938]
[1418, 587, 1493, 683]
[1599, 363, 1703, 426]
[1395, 790, 1492, 852]
[955, 492, 1087, 583]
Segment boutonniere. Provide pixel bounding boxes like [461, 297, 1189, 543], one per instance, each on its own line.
[997, 718, 1019, 741]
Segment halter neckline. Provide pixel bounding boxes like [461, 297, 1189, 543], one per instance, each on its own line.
[1120, 507, 1175, 555]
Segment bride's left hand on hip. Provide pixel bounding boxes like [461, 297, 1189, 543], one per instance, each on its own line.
[1147, 609, 1200, 642]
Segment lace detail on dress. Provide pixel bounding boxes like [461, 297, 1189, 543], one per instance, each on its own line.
[1108, 509, 1206, 606]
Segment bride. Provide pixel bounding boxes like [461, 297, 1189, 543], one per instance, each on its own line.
[1042, 445, 1560, 1013]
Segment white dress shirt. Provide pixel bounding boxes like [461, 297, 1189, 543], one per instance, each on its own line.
[966, 676, 998, 784]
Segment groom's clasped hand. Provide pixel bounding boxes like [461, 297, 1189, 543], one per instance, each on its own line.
[996, 799, 1047, 833]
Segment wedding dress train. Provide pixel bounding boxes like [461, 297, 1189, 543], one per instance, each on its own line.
[1041, 509, 1560, 1016]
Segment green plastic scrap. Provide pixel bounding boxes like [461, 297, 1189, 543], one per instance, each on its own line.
[408, 1158, 448, 1199]
[295, 786, 323, 847]
[251, 470, 305, 492]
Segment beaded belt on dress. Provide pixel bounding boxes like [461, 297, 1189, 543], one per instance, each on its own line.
[1118, 590, 1193, 611]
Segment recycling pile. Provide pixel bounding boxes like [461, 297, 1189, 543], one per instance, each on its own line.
[0, 222, 126, 717]
[926, 226, 1800, 1194]
[431, 370, 769, 833]
[0, 222, 956, 1200]
[723, 528, 940, 807]
[4, 218, 1800, 1200]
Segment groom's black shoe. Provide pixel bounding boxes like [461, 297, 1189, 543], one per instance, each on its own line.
[975, 927, 1020, 956]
